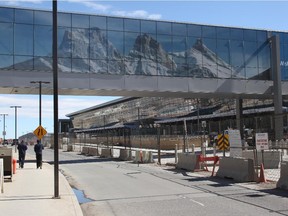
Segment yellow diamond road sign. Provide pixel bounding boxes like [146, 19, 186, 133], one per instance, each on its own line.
[33, 125, 47, 140]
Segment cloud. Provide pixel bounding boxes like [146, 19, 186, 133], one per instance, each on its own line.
[112, 9, 162, 19]
[65, 0, 110, 12]
[1, 0, 43, 4]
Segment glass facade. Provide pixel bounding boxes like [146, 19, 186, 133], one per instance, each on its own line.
[0, 6, 288, 80]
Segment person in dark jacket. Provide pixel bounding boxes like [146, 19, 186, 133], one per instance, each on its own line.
[17, 140, 27, 168]
[34, 139, 44, 169]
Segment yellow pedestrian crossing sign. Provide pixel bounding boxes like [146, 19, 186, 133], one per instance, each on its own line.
[217, 134, 229, 150]
[33, 125, 47, 140]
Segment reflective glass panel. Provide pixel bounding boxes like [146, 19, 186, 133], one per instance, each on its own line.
[58, 27, 72, 58]
[244, 41, 258, 68]
[244, 29, 257, 41]
[172, 36, 186, 54]
[72, 28, 89, 58]
[0, 23, 13, 54]
[90, 15, 106, 29]
[58, 12, 71, 27]
[125, 60, 139, 75]
[203, 38, 217, 77]
[187, 24, 201, 37]
[217, 39, 230, 64]
[174, 63, 188, 77]
[217, 39, 231, 78]
[0, 55, 13, 69]
[14, 24, 33, 55]
[172, 23, 186, 36]
[245, 67, 258, 79]
[136, 33, 157, 61]
[284, 33, 288, 44]
[72, 58, 89, 73]
[202, 26, 216, 39]
[34, 11, 52, 25]
[216, 27, 230, 39]
[258, 42, 270, 70]
[15, 9, 33, 24]
[257, 30, 268, 42]
[34, 25, 52, 57]
[90, 28, 107, 59]
[203, 38, 217, 55]
[257, 41, 271, 80]
[157, 35, 172, 59]
[157, 21, 171, 35]
[0, 8, 14, 22]
[280, 44, 288, 80]
[124, 19, 140, 32]
[108, 17, 123, 31]
[230, 40, 244, 67]
[14, 55, 33, 70]
[90, 59, 108, 74]
[124, 32, 140, 56]
[230, 28, 243, 40]
[107, 30, 124, 58]
[141, 20, 156, 34]
[158, 63, 173, 76]
[186, 37, 200, 64]
[34, 57, 52, 71]
[232, 66, 245, 79]
[279, 32, 288, 44]
[58, 58, 71, 72]
[108, 60, 125, 74]
[72, 14, 89, 28]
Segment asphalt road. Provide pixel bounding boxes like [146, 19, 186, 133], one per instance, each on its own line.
[27, 147, 288, 216]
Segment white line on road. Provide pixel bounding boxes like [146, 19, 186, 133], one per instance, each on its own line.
[190, 199, 205, 207]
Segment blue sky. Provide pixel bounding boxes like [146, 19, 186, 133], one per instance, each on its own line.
[0, 0, 287, 140]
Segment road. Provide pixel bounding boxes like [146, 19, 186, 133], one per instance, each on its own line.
[27, 147, 288, 216]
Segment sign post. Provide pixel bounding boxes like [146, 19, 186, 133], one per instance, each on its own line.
[255, 133, 269, 166]
[228, 129, 242, 157]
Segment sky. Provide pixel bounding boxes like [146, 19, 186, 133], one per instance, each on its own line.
[0, 0, 287, 139]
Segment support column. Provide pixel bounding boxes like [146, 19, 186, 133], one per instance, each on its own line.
[271, 35, 283, 140]
[236, 99, 244, 138]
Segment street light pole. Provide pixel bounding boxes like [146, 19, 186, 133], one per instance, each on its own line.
[0, 114, 8, 145]
[30, 81, 50, 127]
[10, 106, 22, 152]
[52, 0, 60, 199]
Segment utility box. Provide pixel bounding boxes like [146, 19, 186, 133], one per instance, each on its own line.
[0, 147, 13, 180]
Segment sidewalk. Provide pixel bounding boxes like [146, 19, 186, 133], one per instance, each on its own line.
[0, 152, 83, 216]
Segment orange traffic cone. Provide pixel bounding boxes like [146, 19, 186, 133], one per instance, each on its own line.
[258, 163, 266, 183]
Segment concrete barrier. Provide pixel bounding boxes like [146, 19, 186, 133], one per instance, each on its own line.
[0, 158, 3, 193]
[67, 145, 73, 152]
[63, 145, 73, 152]
[216, 157, 256, 182]
[88, 147, 99, 156]
[100, 148, 112, 158]
[242, 150, 281, 169]
[134, 151, 154, 163]
[277, 162, 288, 190]
[119, 149, 132, 161]
[81, 146, 89, 155]
[176, 153, 197, 171]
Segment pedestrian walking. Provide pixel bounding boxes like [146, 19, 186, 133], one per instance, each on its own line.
[17, 140, 27, 168]
[34, 139, 44, 169]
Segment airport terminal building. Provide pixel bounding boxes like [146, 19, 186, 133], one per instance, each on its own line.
[0, 6, 288, 147]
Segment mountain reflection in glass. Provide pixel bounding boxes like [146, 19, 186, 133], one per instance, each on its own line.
[0, 7, 287, 80]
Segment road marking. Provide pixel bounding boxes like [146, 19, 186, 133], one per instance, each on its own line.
[190, 199, 205, 207]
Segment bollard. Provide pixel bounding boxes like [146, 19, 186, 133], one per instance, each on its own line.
[213, 142, 216, 156]
[192, 144, 195, 153]
[12, 158, 17, 174]
[175, 144, 178, 164]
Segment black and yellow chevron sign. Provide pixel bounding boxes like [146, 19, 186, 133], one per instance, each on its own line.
[217, 134, 229, 150]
